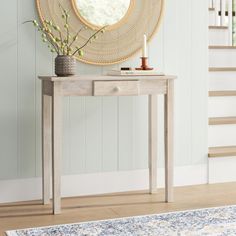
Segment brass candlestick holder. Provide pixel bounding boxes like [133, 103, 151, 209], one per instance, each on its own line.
[136, 57, 153, 70]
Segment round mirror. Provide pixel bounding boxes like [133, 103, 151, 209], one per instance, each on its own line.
[73, 0, 132, 28]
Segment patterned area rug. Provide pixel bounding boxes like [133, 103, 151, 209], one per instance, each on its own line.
[6, 205, 236, 236]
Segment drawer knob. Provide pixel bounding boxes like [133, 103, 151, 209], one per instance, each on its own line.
[114, 86, 121, 92]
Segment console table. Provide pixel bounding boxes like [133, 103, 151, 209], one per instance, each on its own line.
[39, 75, 176, 214]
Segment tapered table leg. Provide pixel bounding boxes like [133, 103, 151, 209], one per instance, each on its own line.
[164, 80, 174, 202]
[148, 95, 158, 194]
[42, 82, 51, 205]
[52, 82, 62, 214]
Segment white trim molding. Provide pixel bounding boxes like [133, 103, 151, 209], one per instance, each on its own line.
[0, 165, 207, 204]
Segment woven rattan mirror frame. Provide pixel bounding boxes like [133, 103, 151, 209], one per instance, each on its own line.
[36, 0, 165, 65]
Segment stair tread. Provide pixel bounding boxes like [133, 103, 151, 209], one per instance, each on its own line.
[209, 26, 228, 29]
[209, 46, 236, 49]
[209, 67, 236, 71]
[209, 146, 236, 158]
[209, 90, 236, 96]
[209, 117, 236, 125]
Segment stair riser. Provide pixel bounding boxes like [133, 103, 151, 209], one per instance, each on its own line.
[209, 77, 236, 90]
[209, 29, 229, 46]
[209, 71, 236, 79]
[209, 97, 236, 117]
[209, 72, 236, 90]
[209, 157, 236, 183]
[209, 125, 236, 146]
[209, 49, 236, 67]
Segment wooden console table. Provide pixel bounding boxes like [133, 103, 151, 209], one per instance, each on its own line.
[39, 75, 176, 214]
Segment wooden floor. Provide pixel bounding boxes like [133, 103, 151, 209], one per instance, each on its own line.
[1, 183, 236, 235]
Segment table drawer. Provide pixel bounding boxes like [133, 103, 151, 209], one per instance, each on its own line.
[93, 80, 140, 96]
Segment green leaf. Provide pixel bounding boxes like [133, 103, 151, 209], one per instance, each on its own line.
[78, 49, 84, 56]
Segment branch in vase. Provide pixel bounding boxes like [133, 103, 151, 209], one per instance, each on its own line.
[72, 26, 106, 56]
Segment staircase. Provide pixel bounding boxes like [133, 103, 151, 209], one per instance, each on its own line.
[208, 0, 236, 183]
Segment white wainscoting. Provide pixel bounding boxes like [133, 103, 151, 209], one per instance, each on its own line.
[0, 0, 208, 201]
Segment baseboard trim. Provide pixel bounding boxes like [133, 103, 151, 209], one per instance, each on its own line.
[0, 165, 207, 204]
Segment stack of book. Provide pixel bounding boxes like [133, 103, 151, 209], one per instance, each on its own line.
[107, 70, 164, 76]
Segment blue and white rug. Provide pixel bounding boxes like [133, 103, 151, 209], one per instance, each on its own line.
[6, 205, 236, 236]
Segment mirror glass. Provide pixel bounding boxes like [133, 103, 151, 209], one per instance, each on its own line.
[75, 0, 131, 27]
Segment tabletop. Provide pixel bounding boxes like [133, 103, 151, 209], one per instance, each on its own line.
[38, 75, 177, 82]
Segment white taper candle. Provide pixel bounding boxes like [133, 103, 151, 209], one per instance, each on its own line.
[142, 34, 147, 57]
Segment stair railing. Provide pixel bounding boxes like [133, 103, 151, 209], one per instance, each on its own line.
[209, 0, 235, 45]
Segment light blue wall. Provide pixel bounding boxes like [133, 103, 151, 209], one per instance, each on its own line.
[0, 0, 208, 180]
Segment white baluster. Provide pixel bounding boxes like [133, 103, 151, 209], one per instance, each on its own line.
[212, 0, 215, 8]
[214, 0, 221, 26]
[209, 0, 213, 8]
[221, 0, 226, 26]
[228, 0, 233, 45]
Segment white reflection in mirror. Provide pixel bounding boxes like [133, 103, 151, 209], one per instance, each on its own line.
[75, 0, 131, 27]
